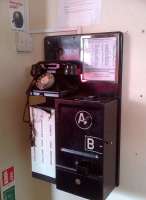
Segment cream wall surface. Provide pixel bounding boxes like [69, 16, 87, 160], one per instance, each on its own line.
[29, 0, 146, 200]
[0, 0, 51, 200]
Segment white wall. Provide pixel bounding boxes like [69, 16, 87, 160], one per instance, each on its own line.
[0, 1, 51, 200]
[29, 0, 146, 200]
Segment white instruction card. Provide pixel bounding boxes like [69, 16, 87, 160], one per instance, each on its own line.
[57, 0, 101, 27]
[81, 36, 117, 82]
[30, 107, 56, 179]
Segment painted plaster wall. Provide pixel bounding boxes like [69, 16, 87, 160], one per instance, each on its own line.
[0, 0, 51, 199]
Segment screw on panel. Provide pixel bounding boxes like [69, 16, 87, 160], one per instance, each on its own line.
[75, 178, 81, 185]
[141, 30, 145, 33]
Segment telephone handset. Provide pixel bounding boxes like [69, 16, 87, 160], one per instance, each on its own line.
[30, 60, 82, 91]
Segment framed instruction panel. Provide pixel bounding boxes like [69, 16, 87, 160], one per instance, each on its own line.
[81, 37, 116, 82]
[81, 33, 121, 83]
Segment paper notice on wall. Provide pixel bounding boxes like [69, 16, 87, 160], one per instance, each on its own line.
[57, 0, 101, 28]
[8, 0, 25, 31]
[0, 167, 16, 200]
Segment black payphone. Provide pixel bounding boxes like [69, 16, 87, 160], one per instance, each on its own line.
[27, 32, 123, 200]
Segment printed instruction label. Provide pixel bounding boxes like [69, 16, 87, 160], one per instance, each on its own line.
[30, 107, 56, 179]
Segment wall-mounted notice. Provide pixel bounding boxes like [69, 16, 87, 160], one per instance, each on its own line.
[8, 0, 25, 31]
[15, 31, 33, 52]
[57, 0, 101, 27]
[0, 167, 16, 200]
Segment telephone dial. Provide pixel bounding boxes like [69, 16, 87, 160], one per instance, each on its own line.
[28, 60, 82, 97]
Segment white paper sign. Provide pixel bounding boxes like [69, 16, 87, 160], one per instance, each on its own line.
[8, 0, 25, 31]
[57, 0, 101, 27]
[30, 107, 56, 179]
[81, 36, 117, 82]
